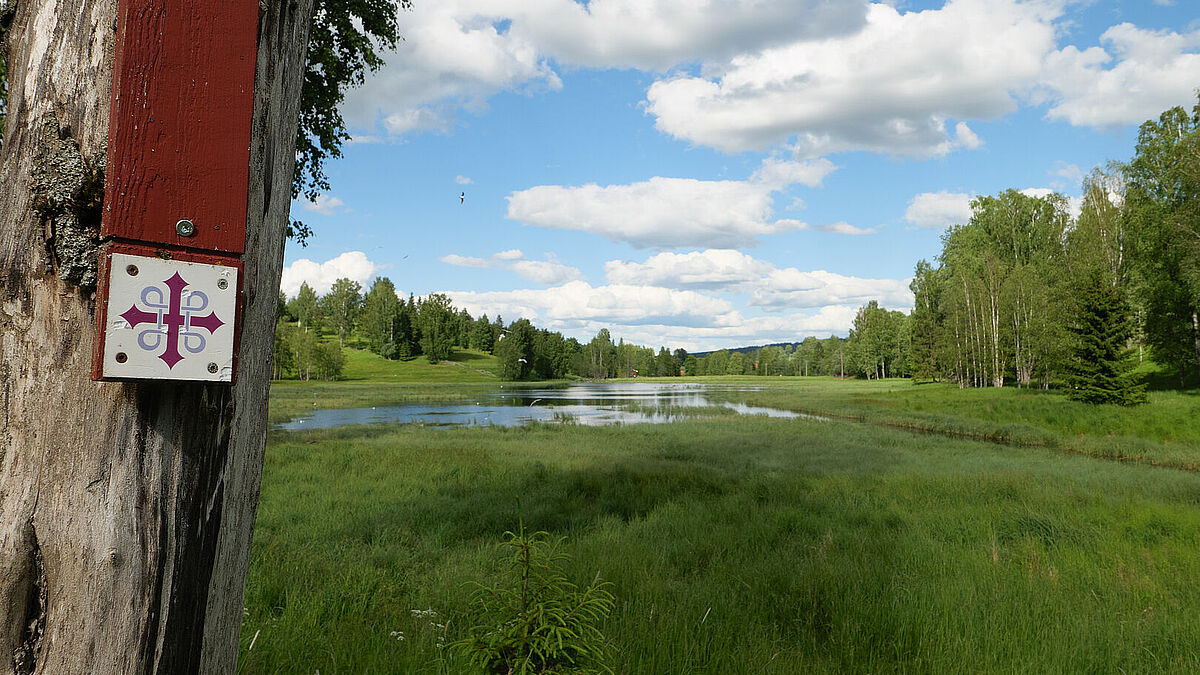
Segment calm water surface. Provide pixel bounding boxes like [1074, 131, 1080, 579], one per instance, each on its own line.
[276, 382, 820, 431]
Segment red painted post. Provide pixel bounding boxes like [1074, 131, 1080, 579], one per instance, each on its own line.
[92, 0, 260, 382]
[102, 0, 260, 254]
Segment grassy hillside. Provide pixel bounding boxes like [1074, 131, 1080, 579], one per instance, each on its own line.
[269, 347, 503, 423]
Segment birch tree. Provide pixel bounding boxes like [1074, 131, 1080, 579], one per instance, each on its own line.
[1125, 95, 1200, 385]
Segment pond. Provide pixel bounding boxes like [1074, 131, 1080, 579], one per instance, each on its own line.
[275, 382, 821, 431]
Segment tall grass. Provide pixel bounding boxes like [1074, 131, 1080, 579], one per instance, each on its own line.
[241, 414, 1200, 672]
[690, 376, 1200, 470]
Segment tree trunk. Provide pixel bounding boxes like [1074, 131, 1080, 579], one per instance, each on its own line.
[0, 1, 313, 673]
[1192, 309, 1200, 385]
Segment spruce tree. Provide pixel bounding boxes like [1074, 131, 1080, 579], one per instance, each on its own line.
[1067, 276, 1146, 405]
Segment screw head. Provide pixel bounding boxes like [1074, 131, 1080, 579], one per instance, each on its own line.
[207, 362, 219, 374]
[217, 279, 229, 290]
[115, 352, 128, 363]
[126, 264, 139, 276]
[176, 219, 196, 237]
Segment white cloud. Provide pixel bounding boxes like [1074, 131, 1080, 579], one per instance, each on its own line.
[508, 177, 788, 249]
[605, 249, 911, 310]
[442, 248, 914, 350]
[773, 219, 876, 236]
[301, 194, 347, 216]
[750, 157, 838, 189]
[280, 251, 379, 297]
[1053, 161, 1085, 186]
[596, 305, 862, 352]
[506, 157, 847, 249]
[343, 0, 868, 137]
[1018, 187, 1055, 199]
[443, 278, 866, 351]
[606, 249, 774, 288]
[954, 122, 983, 150]
[1018, 188, 1083, 219]
[340, 3, 561, 135]
[1038, 23, 1200, 127]
[904, 191, 974, 229]
[455, 175, 474, 185]
[508, 0, 868, 71]
[439, 249, 583, 284]
[439, 254, 491, 268]
[446, 281, 741, 328]
[645, 0, 1059, 155]
[750, 268, 912, 311]
[818, 222, 876, 236]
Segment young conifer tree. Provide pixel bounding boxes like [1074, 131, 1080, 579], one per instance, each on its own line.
[1067, 275, 1147, 405]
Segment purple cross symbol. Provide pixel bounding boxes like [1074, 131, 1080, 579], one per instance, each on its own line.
[120, 272, 225, 369]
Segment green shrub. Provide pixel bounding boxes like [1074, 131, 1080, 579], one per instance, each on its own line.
[451, 522, 615, 674]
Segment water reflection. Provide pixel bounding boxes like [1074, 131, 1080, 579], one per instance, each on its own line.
[276, 382, 822, 431]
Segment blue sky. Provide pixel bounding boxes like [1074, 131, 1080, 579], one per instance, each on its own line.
[282, 0, 1200, 351]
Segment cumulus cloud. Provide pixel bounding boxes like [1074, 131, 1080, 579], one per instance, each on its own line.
[1038, 23, 1200, 127]
[342, 0, 1197, 164]
[442, 249, 913, 350]
[444, 279, 864, 351]
[280, 251, 379, 297]
[507, 0, 868, 71]
[340, 3, 561, 135]
[750, 157, 838, 189]
[301, 194, 347, 216]
[904, 191, 974, 229]
[646, 0, 1058, 155]
[506, 158, 851, 249]
[439, 249, 583, 284]
[604, 249, 912, 310]
[594, 304, 862, 351]
[773, 219, 876, 236]
[446, 281, 741, 328]
[1053, 161, 1085, 186]
[605, 250, 774, 289]
[819, 222, 876, 236]
[749, 268, 912, 312]
[1019, 187, 1084, 218]
[455, 175, 473, 185]
[343, 0, 867, 137]
[507, 177, 789, 249]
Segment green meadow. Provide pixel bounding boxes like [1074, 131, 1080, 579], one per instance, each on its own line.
[246, 358, 1200, 673]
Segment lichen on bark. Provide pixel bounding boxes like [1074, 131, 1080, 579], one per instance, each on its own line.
[30, 115, 104, 287]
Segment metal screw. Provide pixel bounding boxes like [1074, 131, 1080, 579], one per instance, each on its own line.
[207, 362, 219, 374]
[176, 219, 196, 237]
[115, 352, 128, 363]
[217, 279, 229, 290]
[126, 264, 139, 276]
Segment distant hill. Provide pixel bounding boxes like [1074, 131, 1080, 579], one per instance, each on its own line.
[691, 338, 845, 358]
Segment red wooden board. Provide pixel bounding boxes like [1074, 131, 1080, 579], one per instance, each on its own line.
[102, 0, 259, 254]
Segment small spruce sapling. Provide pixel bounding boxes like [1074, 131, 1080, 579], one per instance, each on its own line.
[451, 517, 615, 674]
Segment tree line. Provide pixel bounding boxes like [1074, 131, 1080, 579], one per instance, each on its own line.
[898, 95, 1200, 402]
[273, 280, 700, 381]
[274, 93, 1198, 396]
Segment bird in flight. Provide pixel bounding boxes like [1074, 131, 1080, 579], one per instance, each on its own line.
[459, 192, 465, 204]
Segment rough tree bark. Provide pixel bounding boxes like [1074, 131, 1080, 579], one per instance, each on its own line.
[0, 0, 313, 672]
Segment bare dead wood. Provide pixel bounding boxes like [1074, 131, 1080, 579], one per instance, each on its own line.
[0, 1, 313, 673]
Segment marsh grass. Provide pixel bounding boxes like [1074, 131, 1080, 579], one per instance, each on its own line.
[690, 377, 1200, 470]
[241, 411, 1200, 673]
